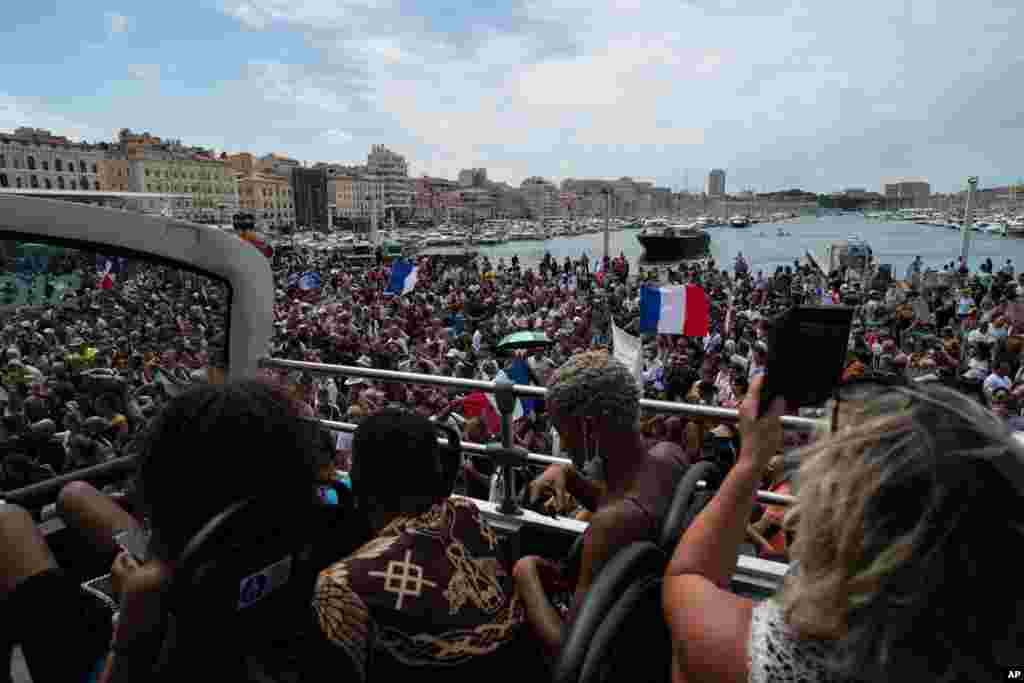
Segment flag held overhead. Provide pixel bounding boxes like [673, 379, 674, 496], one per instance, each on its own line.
[385, 259, 419, 296]
[639, 285, 710, 336]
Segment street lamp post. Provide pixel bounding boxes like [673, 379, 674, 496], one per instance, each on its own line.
[602, 187, 612, 263]
[960, 176, 978, 263]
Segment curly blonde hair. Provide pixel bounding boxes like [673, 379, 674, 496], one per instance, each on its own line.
[780, 384, 1024, 681]
[546, 350, 640, 432]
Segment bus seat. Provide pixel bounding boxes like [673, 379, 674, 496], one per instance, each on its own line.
[553, 542, 670, 683]
[154, 497, 326, 681]
[657, 461, 722, 553]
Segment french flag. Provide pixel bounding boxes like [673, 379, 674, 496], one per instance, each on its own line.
[97, 260, 115, 290]
[385, 259, 418, 296]
[639, 285, 710, 336]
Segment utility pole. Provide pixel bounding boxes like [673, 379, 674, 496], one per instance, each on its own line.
[960, 177, 977, 263]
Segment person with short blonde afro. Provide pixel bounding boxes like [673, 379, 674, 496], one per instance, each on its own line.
[514, 350, 689, 658]
[545, 350, 641, 433]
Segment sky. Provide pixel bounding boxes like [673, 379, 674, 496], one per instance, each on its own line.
[1, 0, 1021, 193]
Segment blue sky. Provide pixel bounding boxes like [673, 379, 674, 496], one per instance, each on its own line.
[1, 0, 1021, 192]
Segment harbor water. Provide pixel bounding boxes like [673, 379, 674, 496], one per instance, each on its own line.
[478, 214, 1024, 278]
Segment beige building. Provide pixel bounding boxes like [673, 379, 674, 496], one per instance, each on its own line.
[328, 174, 357, 219]
[238, 173, 295, 230]
[0, 127, 103, 191]
[97, 159, 132, 192]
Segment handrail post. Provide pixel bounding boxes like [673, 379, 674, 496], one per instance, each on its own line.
[493, 375, 522, 515]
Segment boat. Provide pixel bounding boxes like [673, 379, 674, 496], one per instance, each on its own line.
[637, 222, 711, 262]
[729, 215, 750, 228]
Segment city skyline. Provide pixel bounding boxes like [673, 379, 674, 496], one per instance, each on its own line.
[1, 1, 1021, 192]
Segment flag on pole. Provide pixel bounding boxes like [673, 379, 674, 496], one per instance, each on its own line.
[639, 285, 710, 336]
[611, 321, 643, 388]
[385, 259, 418, 295]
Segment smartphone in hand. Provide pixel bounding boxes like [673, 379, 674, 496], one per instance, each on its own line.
[759, 305, 855, 417]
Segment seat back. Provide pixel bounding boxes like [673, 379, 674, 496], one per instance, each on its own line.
[658, 461, 723, 552]
[554, 542, 668, 683]
[156, 497, 323, 680]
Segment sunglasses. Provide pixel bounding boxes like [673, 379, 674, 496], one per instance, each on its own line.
[830, 376, 1024, 497]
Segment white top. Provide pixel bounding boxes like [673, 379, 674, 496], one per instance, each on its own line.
[748, 599, 839, 683]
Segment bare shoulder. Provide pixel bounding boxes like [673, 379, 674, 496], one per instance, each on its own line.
[663, 573, 754, 683]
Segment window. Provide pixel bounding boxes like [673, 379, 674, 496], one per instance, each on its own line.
[146, 169, 151, 177]
[0, 174, 6, 187]
[91, 163, 97, 174]
[16, 177, 22, 188]
[30, 175, 38, 188]
[80, 176, 88, 189]
[44, 178, 51, 189]
[0, 154, 5, 168]
[79, 160, 87, 173]
[13, 158, 20, 169]
[55, 159, 62, 172]
[41, 160, 48, 171]
[94, 181, 100, 190]
[70, 179, 76, 190]
[27, 156, 36, 170]
[57, 176, 64, 189]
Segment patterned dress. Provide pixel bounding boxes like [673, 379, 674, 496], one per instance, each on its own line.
[313, 498, 526, 682]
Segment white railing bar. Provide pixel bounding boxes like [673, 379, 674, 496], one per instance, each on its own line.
[316, 418, 573, 467]
[264, 357, 824, 431]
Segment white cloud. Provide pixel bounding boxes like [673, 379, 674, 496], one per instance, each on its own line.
[203, 0, 1024, 189]
[322, 129, 353, 144]
[0, 94, 107, 142]
[105, 12, 133, 36]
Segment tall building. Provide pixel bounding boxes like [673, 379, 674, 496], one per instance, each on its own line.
[520, 177, 559, 219]
[367, 145, 412, 214]
[292, 167, 328, 230]
[458, 168, 487, 188]
[707, 169, 726, 197]
[882, 179, 931, 208]
[0, 127, 104, 191]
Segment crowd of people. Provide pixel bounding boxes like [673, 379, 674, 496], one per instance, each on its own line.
[0, 234, 1022, 681]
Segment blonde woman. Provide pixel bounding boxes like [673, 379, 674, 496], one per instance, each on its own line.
[663, 377, 1023, 682]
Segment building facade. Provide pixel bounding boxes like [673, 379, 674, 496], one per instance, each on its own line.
[707, 169, 726, 197]
[0, 127, 104, 191]
[132, 158, 238, 221]
[97, 159, 132, 192]
[882, 180, 931, 208]
[458, 168, 487, 188]
[292, 167, 329, 230]
[367, 145, 412, 213]
[520, 177, 560, 220]
[238, 173, 294, 231]
[328, 175, 356, 221]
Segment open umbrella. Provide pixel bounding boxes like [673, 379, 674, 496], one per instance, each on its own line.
[496, 331, 553, 353]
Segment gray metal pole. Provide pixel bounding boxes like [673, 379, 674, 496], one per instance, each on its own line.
[603, 191, 611, 263]
[960, 176, 978, 263]
[492, 375, 522, 515]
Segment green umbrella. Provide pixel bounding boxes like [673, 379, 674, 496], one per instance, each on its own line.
[496, 331, 553, 352]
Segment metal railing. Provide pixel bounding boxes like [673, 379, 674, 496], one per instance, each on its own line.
[264, 357, 809, 513]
